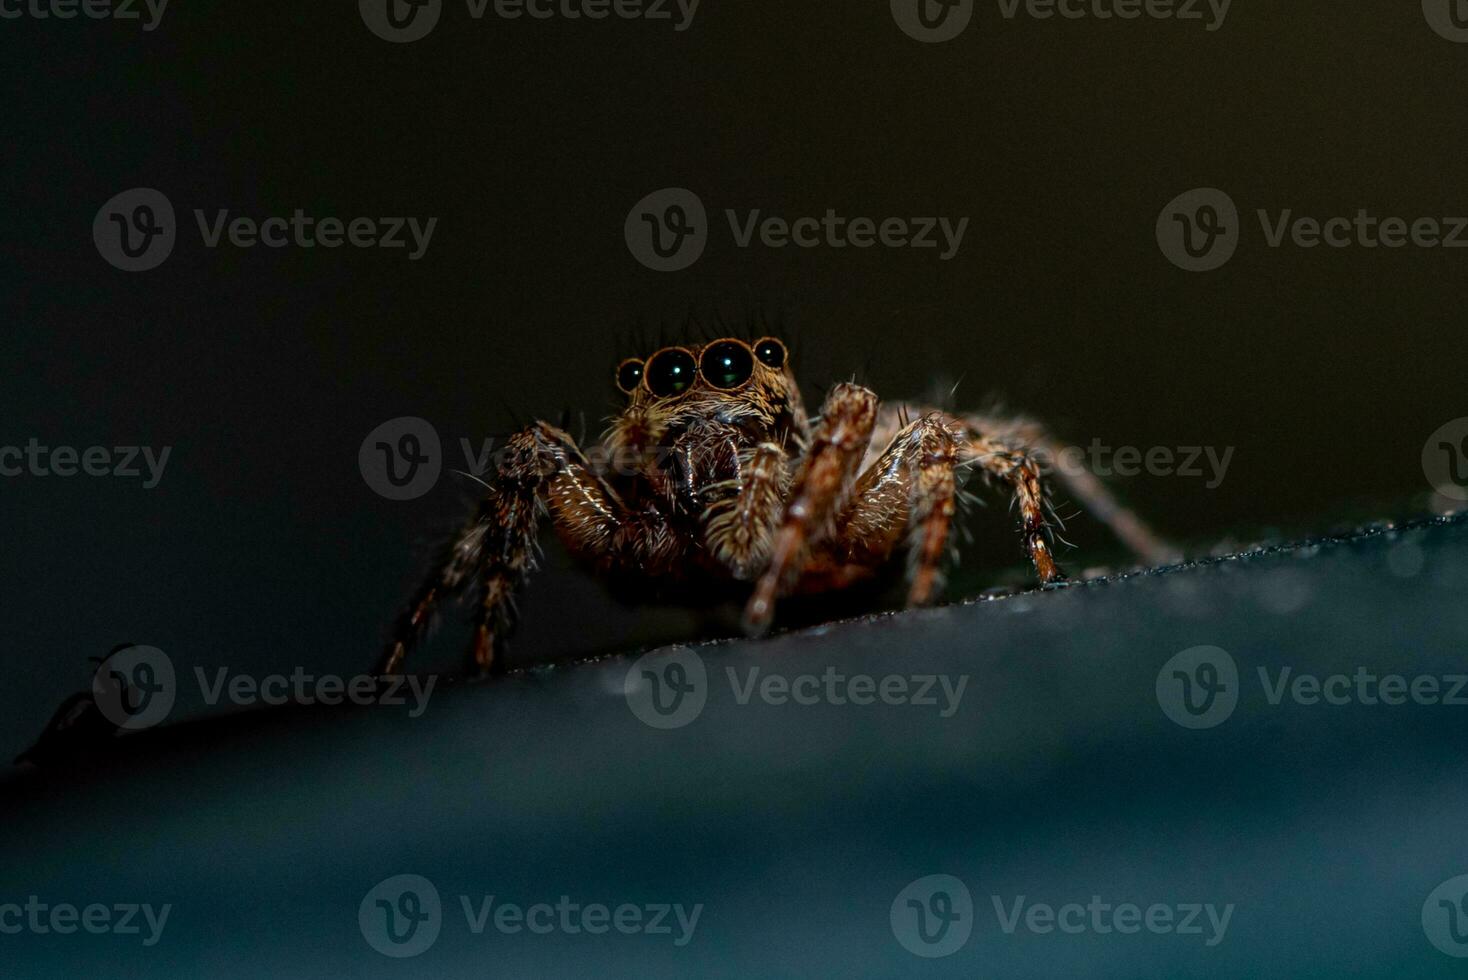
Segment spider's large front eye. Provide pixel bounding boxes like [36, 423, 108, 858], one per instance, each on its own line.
[645, 348, 697, 397]
[754, 337, 787, 369]
[616, 359, 644, 394]
[699, 340, 754, 390]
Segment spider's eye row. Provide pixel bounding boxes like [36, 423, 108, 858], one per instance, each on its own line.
[645, 348, 697, 397]
[616, 359, 644, 394]
[700, 340, 754, 390]
[754, 337, 787, 369]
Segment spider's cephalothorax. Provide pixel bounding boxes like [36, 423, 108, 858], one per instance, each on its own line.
[379, 335, 1173, 675]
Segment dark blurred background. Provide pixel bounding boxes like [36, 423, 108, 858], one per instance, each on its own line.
[3, 0, 1465, 759]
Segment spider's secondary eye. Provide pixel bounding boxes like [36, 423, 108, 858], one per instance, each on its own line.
[754, 338, 787, 369]
[616, 359, 644, 394]
[645, 348, 697, 397]
[699, 340, 754, 390]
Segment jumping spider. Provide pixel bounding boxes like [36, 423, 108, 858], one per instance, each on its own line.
[380, 334, 1172, 675]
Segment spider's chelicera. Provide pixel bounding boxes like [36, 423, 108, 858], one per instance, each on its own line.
[380, 334, 1172, 675]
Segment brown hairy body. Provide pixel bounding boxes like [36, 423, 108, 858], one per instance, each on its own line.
[379, 335, 1172, 675]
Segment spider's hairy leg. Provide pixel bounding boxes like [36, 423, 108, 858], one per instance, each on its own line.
[744, 383, 878, 634]
[963, 430, 1066, 585]
[701, 441, 788, 580]
[833, 412, 963, 606]
[380, 421, 645, 676]
[964, 413, 1178, 566]
[380, 519, 488, 677]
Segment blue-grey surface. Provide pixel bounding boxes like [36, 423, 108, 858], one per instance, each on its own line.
[3, 516, 1467, 978]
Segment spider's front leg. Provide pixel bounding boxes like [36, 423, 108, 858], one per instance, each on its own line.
[743, 382, 878, 633]
[379, 421, 661, 676]
[831, 412, 965, 606]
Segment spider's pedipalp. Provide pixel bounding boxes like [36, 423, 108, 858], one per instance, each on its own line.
[701, 441, 788, 581]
